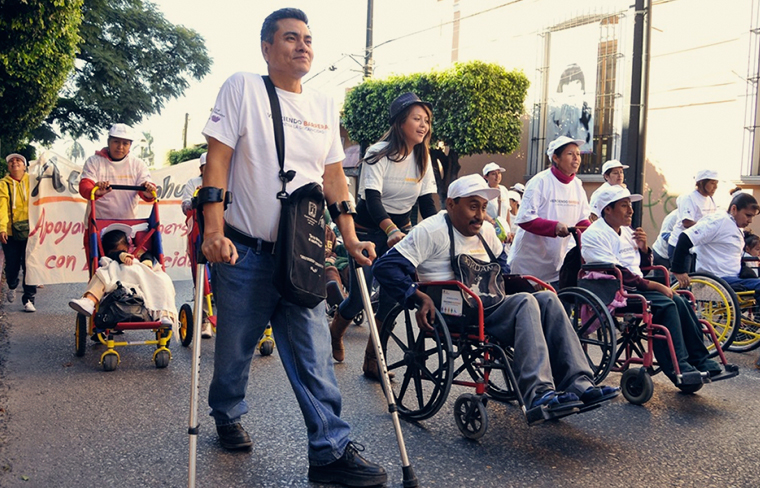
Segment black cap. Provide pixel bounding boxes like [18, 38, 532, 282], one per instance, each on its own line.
[389, 92, 432, 124]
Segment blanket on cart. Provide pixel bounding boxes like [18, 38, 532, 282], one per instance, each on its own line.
[95, 257, 178, 330]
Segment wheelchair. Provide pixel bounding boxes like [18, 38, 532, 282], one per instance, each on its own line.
[720, 257, 760, 353]
[377, 275, 615, 440]
[576, 264, 739, 405]
[177, 190, 274, 355]
[74, 185, 172, 371]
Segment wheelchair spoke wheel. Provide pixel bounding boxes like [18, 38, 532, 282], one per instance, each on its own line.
[673, 273, 740, 356]
[463, 343, 518, 403]
[729, 299, 760, 351]
[380, 304, 454, 421]
[75, 314, 87, 357]
[558, 287, 617, 384]
[453, 394, 488, 440]
[179, 303, 193, 347]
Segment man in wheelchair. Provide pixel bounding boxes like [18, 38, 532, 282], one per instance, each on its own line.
[582, 186, 724, 384]
[373, 174, 619, 416]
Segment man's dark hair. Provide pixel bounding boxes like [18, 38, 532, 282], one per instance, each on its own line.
[730, 192, 760, 214]
[261, 8, 308, 43]
[102, 230, 128, 255]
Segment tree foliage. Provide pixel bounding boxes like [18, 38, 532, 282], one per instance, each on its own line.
[168, 144, 206, 166]
[39, 0, 212, 143]
[0, 0, 82, 153]
[342, 61, 529, 202]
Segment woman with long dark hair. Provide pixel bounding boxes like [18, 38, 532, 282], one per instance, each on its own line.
[330, 92, 437, 380]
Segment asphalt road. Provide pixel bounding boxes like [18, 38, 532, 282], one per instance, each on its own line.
[1, 281, 759, 488]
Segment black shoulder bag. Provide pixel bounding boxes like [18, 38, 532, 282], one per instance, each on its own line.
[94, 281, 152, 330]
[263, 76, 326, 308]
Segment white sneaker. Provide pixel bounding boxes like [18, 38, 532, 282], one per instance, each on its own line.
[201, 321, 213, 339]
[23, 301, 36, 313]
[69, 297, 95, 316]
[159, 316, 173, 327]
[7, 288, 16, 303]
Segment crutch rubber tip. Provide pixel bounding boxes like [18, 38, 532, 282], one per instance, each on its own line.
[402, 465, 418, 487]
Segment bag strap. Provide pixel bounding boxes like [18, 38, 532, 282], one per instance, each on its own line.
[444, 214, 498, 271]
[6, 181, 12, 227]
[262, 75, 293, 202]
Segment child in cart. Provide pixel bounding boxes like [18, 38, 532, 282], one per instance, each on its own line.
[69, 224, 177, 327]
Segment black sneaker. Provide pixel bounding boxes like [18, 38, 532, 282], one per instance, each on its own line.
[308, 442, 387, 487]
[216, 423, 252, 451]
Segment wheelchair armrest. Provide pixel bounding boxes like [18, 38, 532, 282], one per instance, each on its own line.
[581, 262, 616, 271]
[641, 265, 670, 286]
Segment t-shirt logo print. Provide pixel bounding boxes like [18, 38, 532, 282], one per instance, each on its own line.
[308, 201, 318, 218]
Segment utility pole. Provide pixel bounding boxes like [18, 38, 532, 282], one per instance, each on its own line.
[364, 0, 374, 79]
[621, 0, 652, 228]
[182, 113, 189, 149]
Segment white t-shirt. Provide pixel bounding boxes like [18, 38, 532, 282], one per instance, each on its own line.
[81, 153, 152, 220]
[508, 168, 590, 283]
[582, 218, 642, 276]
[652, 209, 678, 258]
[181, 175, 203, 213]
[486, 185, 509, 220]
[394, 210, 502, 282]
[202, 72, 345, 242]
[358, 142, 436, 215]
[668, 190, 717, 247]
[685, 211, 743, 278]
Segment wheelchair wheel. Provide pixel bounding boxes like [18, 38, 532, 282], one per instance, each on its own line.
[179, 303, 194, 347]
[155, 350, 170, 369]
[729, 296, 760, 352]
[453, 394, 489, 440]
[557, 287, 617, 384]
[380, 304, 454, 421]
[463, 343, 518, 403]
[621, 367, 654, 405]
[102, 353, 119, 372]
[673, 273, 740, 356]
[75, 314, 87, 357]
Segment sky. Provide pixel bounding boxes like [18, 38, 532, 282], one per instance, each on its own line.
[54, 0, 445, 165]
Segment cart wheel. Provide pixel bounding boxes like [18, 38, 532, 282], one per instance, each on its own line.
[353, 310, 364, 326]
[179, 303, 194, 347]
[621, 368, 654, 405]
[676, 382, 703, 395]
[454, 394, 489, 440]
[75, 314, 87, 357]
[155, 350, 171, 369]
[102, 353, 119, 372]
[259, 339, 275, 356]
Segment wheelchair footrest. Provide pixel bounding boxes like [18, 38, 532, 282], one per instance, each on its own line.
[525, 403, 581, 425]
[710, 364, 739, 382]
[677, 371, 709, 386]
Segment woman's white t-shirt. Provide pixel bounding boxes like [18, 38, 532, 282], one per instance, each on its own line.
[358, 142, 436, 215]
[582, 218, 642, 276]
[508, 168, 590, 283]
[668, 190, 717, 247]
[685, 211, 743, 278]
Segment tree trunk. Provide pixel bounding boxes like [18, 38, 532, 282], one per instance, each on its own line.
[430, 148, 461, 207]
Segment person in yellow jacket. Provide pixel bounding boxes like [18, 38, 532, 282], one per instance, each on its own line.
[0, 153, 36, 312]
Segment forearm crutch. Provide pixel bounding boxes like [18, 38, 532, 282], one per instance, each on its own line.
[354, 263, 418, 487]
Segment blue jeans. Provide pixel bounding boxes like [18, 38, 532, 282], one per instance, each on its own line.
[208, 241, 351, 465]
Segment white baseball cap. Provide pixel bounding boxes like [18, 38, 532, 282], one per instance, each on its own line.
[448, 174, 500, 201]
[5, 153, 27, 166]
[507, 190, 521, 204]
[601, 160, 629, 175]
[695, 169, 719, 182]
[546, 135, 585, 158]
[199, 152, 207, 166]
[482, 162, 506, 176]
[509, 183, 525, 194]
[101, 222, 149, 239]
[594, 186, 643, 215]
[108, 123, 135, 141]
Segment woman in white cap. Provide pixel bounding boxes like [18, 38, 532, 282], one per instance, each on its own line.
[582, 185, 723, 383]
[508, 136, 591, 286]
[666, 169, 719, 261]
[78, 123, 157, 220]
[329, 92, 438, 380]
[482, 162, 514, 252]
[588, 159, 629, 221]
